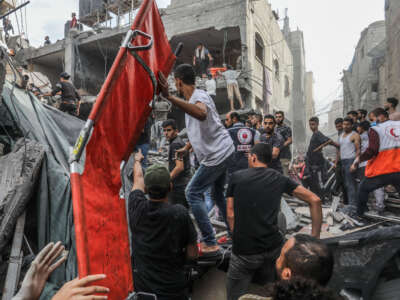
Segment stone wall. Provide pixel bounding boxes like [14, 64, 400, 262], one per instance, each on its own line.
[342, 21, 386, 113]
[385, 0, 400, 101]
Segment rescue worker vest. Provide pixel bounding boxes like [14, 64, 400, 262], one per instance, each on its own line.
[365, 120, 400, 178]
[228, 123, 256, 170]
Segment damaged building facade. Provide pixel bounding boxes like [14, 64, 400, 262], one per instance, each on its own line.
[342, 21, 386, 113]
[20, 0, 315, 152]
[343, 0, 400, 114]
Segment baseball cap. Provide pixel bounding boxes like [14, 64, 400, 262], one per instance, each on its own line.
[59, 72, 70, 79]
[144, 164, 170, 190]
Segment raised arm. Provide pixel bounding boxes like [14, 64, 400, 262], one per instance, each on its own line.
[158, 72, 207, 121]
[292, 186, 322, 238]
[132, 150, 145, 192]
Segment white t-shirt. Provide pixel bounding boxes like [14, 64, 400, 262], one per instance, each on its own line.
[222, 70, 240, 85]
[185, 89, 234, 166]
[205, 79, 216, 96]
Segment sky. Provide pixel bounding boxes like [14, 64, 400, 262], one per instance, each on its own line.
[18, 0, 384, 115]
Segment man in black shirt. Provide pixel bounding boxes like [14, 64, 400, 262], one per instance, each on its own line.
[129, 150, 198, 300]
[260, 114, 284, 173]
[45, 72, 81, 116]
[306, 117, 333, 199]
[226, 143, 322, 300]
[162, 119, 191, 208]
[275, 111, 292, 176]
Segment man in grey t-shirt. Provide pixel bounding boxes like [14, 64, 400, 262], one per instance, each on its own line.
[159, 64, 235, 256]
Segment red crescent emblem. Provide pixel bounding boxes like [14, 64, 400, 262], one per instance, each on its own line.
[390, 128, 399, 138]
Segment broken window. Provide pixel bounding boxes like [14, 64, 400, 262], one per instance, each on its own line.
[371, 82, 379, 93]
[255, 33, 264, 63]
[284, 75, 290, 97]
[274, 59, 280, 80]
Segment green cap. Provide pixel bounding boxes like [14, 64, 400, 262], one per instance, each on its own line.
[144, 164, 171, 190]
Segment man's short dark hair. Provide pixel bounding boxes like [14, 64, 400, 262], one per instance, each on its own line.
[387, 97, 399, 109]
[250, 143, 272, 164]
[174, 64, 196, 85]
[343, 117, 354, 125]
[358, 121, 370, 131]
[272, 277, 341, 300]
[275, 111, 285, 117]
[334, 118, 343, 125]
[309, 117, 319, 124]
[264, 114, 276, 123]
[347, 111, 358, 117]
[162, 119, 177, 130]
[372, 107, 389, 118]
[254, 114, 263, 122]
[230, 111, 240, 122]
[284, 234, 334, 286]
[358, 109, 368, 117]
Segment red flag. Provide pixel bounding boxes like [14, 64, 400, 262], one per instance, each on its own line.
[70, 1, 176, 299]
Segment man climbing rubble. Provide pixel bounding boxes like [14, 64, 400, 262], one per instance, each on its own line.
[43, 72, 81, 116]
[352, 107, 400, 218]
[158, 64, 235, 257]
[226, 143, 322, 300]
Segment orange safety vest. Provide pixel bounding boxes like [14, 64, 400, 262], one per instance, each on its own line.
[365, 120, 400, 178]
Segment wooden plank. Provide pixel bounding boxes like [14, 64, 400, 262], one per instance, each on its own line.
[364, 212, 400, 224]
[2, 212, 26, 300]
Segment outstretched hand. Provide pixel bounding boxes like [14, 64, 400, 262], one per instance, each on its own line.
[158, 71, 170, 98]
[51, 274, 109, 300]
[134, 148, 144, 163]
[13, 242, 67, 300]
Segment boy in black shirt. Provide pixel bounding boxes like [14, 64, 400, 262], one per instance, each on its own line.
[226, 143, 322, 300]
[129, 150, 198, 300]
[162, 119, 191, 208]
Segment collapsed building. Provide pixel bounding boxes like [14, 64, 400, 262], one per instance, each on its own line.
[1, 1, 400, 300]
[20, 0, 315, 150]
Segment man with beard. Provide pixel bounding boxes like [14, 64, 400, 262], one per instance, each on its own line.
[260, 115, 284, 173]
[275, 111, 292, 176]
[384, 97, 400, 121]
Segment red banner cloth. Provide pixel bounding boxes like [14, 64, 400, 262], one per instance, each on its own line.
[71, 0, 176, 299]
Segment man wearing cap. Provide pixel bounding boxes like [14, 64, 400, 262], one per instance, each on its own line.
[128, 150, 198, 300]
[45, 72, 81, 116]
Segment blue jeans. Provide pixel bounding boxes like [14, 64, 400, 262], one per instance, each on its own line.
[341, 159, 357, 212]
[185, 153, 234, 246]
[136, 143, 150, 169]
[204, 187, 214, 212]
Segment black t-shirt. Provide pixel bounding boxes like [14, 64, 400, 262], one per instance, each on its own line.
[51, 81, 80, 102]
[128, 190, 197, 298]
[306, 131, 330, 166]
[226, 168, 299, 255]
[260, 132, 284, 173]
[168, 136, 191, 187]
[275, 125, 292, 160]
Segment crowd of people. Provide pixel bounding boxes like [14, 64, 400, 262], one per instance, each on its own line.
[293, 99, 400, 224]
[15, 63, 400, 300]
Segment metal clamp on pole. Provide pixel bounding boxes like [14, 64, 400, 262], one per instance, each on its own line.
[123, 29, 158, 109]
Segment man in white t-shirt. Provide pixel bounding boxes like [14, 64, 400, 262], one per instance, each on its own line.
[158, 64, 235, 256]
[220, 65, 244, 111]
